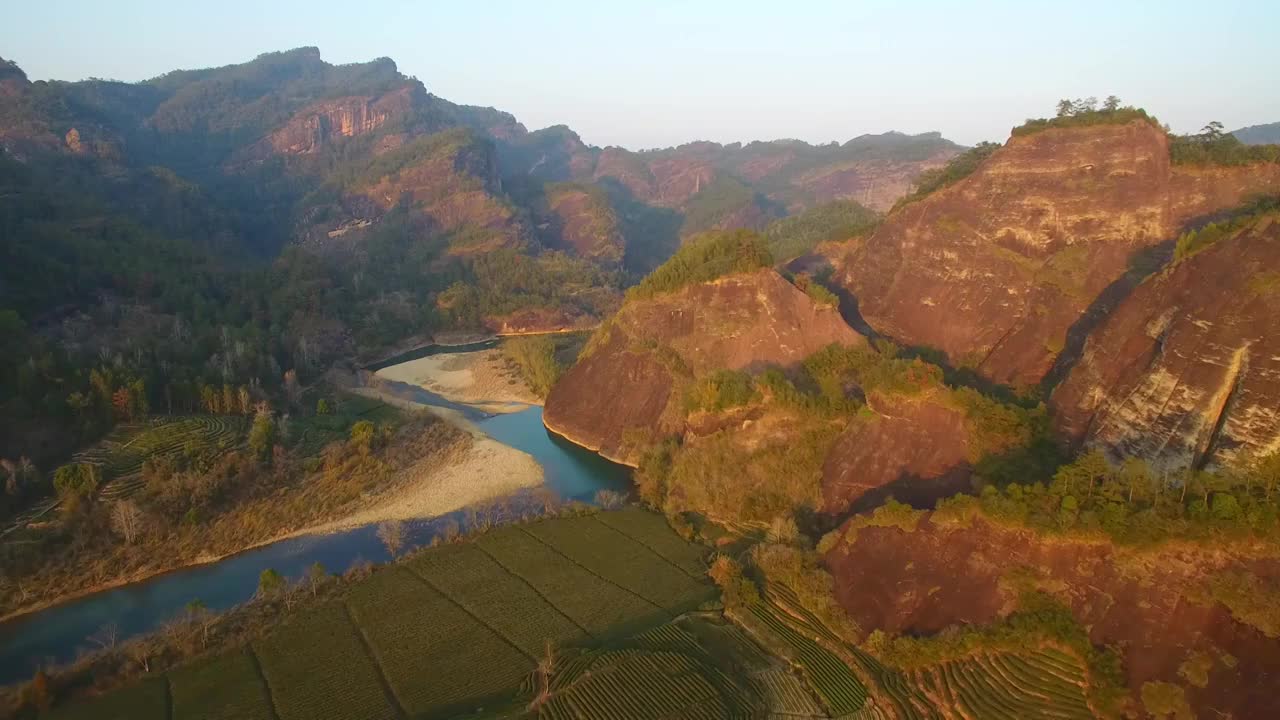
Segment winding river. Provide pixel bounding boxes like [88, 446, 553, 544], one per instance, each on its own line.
[0, 344, 627, 684]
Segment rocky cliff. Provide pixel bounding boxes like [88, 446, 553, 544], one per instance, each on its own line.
[542, 183, 625, 266]
[821, 390, 973, 514]
[501, 128, 960, 218]
[825, 515, 1280, 718]
[835, 120, 1280, 389]
[1051, 212, 1280, 471]
[544, 268, 863, 464]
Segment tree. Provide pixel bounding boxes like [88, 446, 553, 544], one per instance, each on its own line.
[53, 463, 98, 502]
[351, 420, 376, 455]
[1200, 121, 1225, 140]
[185, 599, 214, 647]
[529, 640, 557, 711]
[258, 568, 285, 598]
[248, 408, 277, 464]
[307, 562, 328, 597]
[110, 500, 146, 544]
[1103, 95, 1121, 112]
[1056, 99, 1074, 117]
[316, 398, 331, 416]
[377, 520, 405, 559]
[88, 621, 119, 650]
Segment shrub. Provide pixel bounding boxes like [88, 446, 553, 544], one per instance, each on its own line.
[684, 369, 758, 413]
[764, 200, 879, 260]
[895, 142, 1001, 208]
[627, 229, 772, 301]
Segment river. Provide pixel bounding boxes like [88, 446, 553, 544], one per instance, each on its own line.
[0, 346, 627, 685]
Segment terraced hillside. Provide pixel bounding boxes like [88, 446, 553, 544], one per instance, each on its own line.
[731, 581, 1096, 720]
[69, 416, 248, 500]
[41, 509, 720, 720]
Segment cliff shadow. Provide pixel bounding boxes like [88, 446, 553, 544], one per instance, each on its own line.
[819, 464, 974, 535]
[597, 178, 682, 275]
[1040, 240, 1173, 398]
[783, 255, 882, 339]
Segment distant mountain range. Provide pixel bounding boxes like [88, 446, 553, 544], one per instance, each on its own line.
[1232, 121, 1280, 145]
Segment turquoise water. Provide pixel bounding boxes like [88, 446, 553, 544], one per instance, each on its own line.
[0, 355, 627, 684]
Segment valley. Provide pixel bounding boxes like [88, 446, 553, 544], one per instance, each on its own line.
[2, 37, 1280, 720]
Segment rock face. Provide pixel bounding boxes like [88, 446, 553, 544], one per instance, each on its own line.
[544, 269, 864, 464]
[265, 89, 416, 155]
[821, 391, 972, 514]
[544, 184, 625, 266]
[825, 516, 1280, 719]
[502, 129, 961, 216]
[1051, 214, 1280, 471]
[836, 120, 1280, 389]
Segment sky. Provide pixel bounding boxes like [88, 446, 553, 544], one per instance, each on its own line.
[3, 0, 1278, 149]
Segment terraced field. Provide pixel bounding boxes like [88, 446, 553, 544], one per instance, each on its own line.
[290, 394, 401, 457]
[68, 415, 248, 500]
[533, 615, 766, 720]
[743, 580, 1095, 720]
[910, 649, 1094, 720]
[43, 510, 718, 720]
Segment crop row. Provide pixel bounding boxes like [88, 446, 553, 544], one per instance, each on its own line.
[744, 601, 869, 715]
[915, 650, 1093, 720]
[346, 567, 533, 716]
[168, 649, 274, 720]
[409, 543, 588, 656]
[45, 511, 722, 720]
[252, 603, 398, 720]
[593, 507, 710, 576]
[524, 516, 713, 610]
[477, 526, 665, 637]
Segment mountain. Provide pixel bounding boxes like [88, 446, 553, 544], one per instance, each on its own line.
[1052, 206, 1280, 471]
[831, 114, 1280, 390]
[543, 230, 864, 467]
[1233, 121, 1280, 145]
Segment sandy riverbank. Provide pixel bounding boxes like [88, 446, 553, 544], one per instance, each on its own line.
[375, 348, 541, 408]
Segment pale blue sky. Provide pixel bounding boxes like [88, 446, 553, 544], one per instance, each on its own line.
[4, 0, 1277, 148]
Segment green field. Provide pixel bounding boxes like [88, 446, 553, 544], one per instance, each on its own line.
[47, 510, 717, 720]
[476, 525, 669, 638]
[252, 603, 399, 720]
[408, 543, 590, 656]
[346, 566, 533, 716]
[46, 676, 168, 720]
[168, 649, 274, 720]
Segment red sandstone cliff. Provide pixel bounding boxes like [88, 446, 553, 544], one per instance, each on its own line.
[825, 515, 1280, 719]
[543, 269, 864, 464]
[1051, 213, 1280, 472]
[835, 121, 1280, 389]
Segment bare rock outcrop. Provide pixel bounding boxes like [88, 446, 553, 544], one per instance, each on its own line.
[1051, 214, 1280, 471]
[835, 120, 1280, 388]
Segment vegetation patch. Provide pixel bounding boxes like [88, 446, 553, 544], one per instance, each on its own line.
[626, 229, 772, 301]
[895, 142, 1001, 209]
[763, 199, 879, 260]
